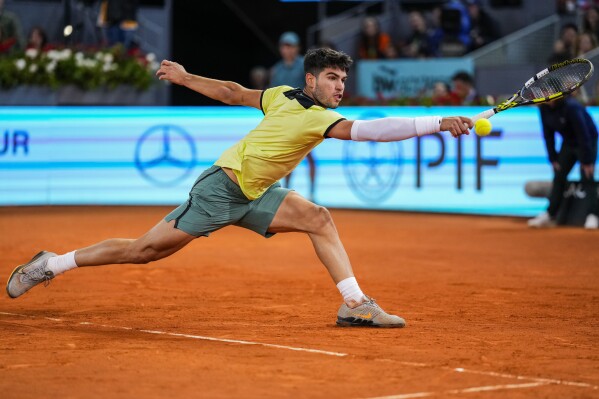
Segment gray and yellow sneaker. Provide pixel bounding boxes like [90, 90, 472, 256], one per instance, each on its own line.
[6, 251, 57, 298]
[336, 296, 406, 328]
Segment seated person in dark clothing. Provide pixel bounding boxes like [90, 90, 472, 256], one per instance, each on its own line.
[358, 16, 396, 59]
[400, 11, 434, 58]
[466, 0, 500, 51]
[0, 0, 23, 53]
[26, 26, 51, 52]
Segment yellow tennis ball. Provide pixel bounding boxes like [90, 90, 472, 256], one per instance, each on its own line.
[475, 118, 492, 136]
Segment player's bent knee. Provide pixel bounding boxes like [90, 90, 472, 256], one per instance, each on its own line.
[311, 205, 334, 233]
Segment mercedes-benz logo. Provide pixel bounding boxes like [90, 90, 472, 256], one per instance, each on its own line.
[343, 111, 403, 203]
[135, 124, 197, 186]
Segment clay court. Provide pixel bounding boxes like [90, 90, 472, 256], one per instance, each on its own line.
[0, 206, 597, 398]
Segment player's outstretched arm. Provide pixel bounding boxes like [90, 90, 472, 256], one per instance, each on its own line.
[156, 60, 261, 109]
[327, 116, 472, 141]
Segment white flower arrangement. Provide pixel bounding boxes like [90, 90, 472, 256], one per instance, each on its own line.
[14, 59, 26, 70]
[0, 46, 159, 90]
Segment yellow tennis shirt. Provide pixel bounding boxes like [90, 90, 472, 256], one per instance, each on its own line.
[214, 86, 345, 200]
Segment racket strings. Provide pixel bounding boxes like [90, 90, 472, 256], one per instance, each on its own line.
[522, 63, 591, 100]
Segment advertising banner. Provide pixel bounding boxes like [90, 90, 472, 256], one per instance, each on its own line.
[0, 106, 579, 216]
[356, 58, 474, 99]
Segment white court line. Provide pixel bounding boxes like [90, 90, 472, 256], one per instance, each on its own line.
[0, 311, 347, 357]
[387, 361, 598, 390]
[1, 311, 597, 392]
[366, 382, 550, 399]
[453, 367, 599, 389]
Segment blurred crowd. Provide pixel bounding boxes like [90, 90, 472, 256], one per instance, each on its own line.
[0, 0, 141, 56]
[3, 0, 599, 105]
[251, 0, 599, 107]
[550, 2, 599, 104]
[550, 5, 599, 63]
[357, 0, 499, 60]
[246, 0, 503, 106]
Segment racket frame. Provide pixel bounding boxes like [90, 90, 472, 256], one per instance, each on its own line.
[472, 58, 594, 122]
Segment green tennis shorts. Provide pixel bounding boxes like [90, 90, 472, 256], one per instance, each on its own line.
[165, 166, 291, 238]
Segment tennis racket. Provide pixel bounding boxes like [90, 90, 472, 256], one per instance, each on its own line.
[472, 58, 594, 123]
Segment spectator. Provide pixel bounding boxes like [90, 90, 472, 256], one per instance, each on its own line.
[466, 0, 500, 51]
[431, 81, 458, 105]
[528, 96, 598, 229]
[549, 39, 570, 63]
[577, 31, 598, 56]
[437, 0, 472, 56]
[583, 5, 599, 39]
[428, 6, 444, 56]
[0, 0, 23, 53]
[451, 71, 478, 105]
[358, 16, 396, 59]
[26, 26, 50, 52]
[249, 66, 268, 90]
[270, 31, 304, 89]
[0, 22, 12, 53]
[400, 11, 433, 58]
[560, 23, 579, 59]
[270, 31, 316, 200]
[98, 0, 139, 49]
[549, 24, 579, 64]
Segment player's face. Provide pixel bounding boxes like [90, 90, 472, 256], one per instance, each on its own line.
[313, 68, 347, 109]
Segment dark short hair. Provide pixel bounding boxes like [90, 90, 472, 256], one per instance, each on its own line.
[561, 22, 578, 33]
[452, 71, 473, 84]
[304, 48, 353, 77]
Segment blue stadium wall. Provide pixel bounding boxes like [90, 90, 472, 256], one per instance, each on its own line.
[0, 106, 585, 216]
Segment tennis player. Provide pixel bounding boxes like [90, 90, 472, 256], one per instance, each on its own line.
[7, 48, 472, 327]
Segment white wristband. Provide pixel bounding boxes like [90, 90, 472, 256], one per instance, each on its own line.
[414, 116, 442, 136]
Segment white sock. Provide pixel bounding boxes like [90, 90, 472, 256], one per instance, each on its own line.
[336, 277, 365, 306]
[46, 251, 78, 276]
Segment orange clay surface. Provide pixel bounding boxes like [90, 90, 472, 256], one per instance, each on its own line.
[0, 206, 598, 399]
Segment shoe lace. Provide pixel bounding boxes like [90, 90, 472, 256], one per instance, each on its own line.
[363, 296, 379, 307]
[22, 267, 52, 286]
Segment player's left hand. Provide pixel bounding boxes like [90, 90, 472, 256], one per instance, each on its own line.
[441, 116, 473, 138]
[156, 60, 188, 85]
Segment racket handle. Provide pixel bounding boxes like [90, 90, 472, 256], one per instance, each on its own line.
[472, 109, 496, 123]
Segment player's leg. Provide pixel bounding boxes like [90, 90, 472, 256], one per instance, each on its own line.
[6, 218, 196, 298]
[266, 192, 405, 327]
[75, 219, 195, 266]
[268, 191, 352, 283]
[7, 166, 241, 298]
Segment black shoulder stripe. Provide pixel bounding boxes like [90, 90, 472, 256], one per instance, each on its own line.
[259, 90, 265, 115]
[284, 88, 315, 109]
[324, 118, 346, 138]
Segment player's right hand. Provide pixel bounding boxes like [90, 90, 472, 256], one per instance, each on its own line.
[441, 116, 473, 138]
[156, 60, 188, 85]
